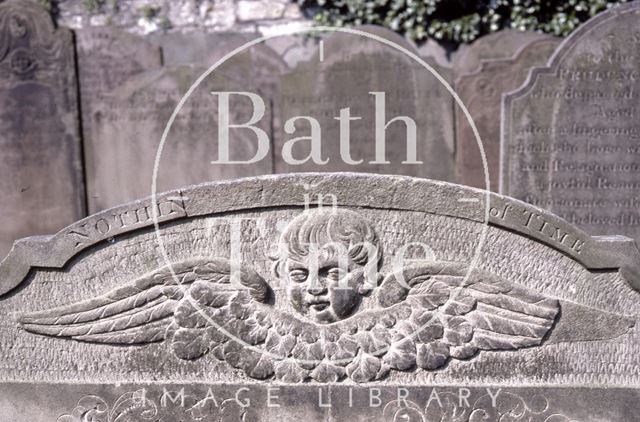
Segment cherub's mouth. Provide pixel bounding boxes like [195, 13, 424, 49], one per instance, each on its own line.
[308, 301, 330, 311]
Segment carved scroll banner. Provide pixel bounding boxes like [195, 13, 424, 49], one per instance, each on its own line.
[502, 1, 640, 244]
[0, 174, 639, 420]
[0, 1, 84, 260]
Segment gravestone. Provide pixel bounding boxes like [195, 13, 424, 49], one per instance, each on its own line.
[453, 29, 554, 78]
[417, 38, 453, 69]
[147, 32, 289, 100]
[84, 44, 286, 213]
[502, 2, 640, 242]
[75, 28, 162, 197]
[265, 33, 317, 68]
[275, 26, 455, 180]
[0, 173, 639, 421]
[0, 1, 84, 260]
[455, 37, 560, 190]
[147, 32, 286, 68]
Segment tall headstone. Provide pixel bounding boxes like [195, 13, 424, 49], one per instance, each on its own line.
[0, 1, 84, 259]
[1, 174, 639, 420]
[275, 26, 455, 180]
[85, 44, 286, 213]
[75, 28, 162, 200]
[502, 2, 640, 241]
[455, 37, 560, 190]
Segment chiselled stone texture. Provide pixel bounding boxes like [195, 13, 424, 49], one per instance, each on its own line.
[275, 26, 455, 181]
[502, 2, 640, 243]
[0, 174, 639, 388]
[455, 37, 560, 190]
[0, 1, 84, 260]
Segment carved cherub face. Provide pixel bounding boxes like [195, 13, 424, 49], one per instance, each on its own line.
[274, 208, 381, 324]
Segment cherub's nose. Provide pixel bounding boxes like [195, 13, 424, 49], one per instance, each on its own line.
[307, 281, 328, 296]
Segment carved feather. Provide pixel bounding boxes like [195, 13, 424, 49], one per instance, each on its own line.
[378, 261, 560, 364]
[17, 257, 271, 347]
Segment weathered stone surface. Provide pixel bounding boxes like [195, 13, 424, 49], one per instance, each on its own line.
[275, 26, 455, 180]
[502, 2, 640, 242]
[455, 37, 560, 190]
[417, 38, 453, 69]
[0, 1, 84, 260]
[76, 28, 162, 212]
[265, 33, 316, 68]
[84, 45, 286, 213]
[147, 32, 259, 67]
[0, 173, 639, 420]
[76, 28, 161, 106]
[453, 29, 554, 77]
[148, 31, 288, 99]
[1, 384, 639, 421]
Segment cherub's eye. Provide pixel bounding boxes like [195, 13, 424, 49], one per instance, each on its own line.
[289, 269, 308, 283]
[327, 267, 345, 281]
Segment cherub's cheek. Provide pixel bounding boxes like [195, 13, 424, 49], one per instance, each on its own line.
[331, 288, 358, 318]
[288, 287, 306, 311]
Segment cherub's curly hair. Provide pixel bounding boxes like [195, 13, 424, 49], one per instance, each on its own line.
[272, 208, 382, 278]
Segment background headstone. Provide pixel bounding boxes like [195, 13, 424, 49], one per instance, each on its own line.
[85, 45, 286, 212]
[417, 38, 453, 69]
[502, 2, 640, 241]
[0, 1, 84, 259]
[455, 37, 560, 190]
[275, 26, 455, 180]
[264, 33, 318, 68]
[453, 29, 553, 78]
[76, 28, 162, 213]
[148, 32, 256, 66]
[75, 28, 162, 119]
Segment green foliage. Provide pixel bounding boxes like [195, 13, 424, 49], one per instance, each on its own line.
[297, 0, 630, 44]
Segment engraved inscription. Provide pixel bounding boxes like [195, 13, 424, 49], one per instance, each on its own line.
[503, 4, 640, 242]
[65, 196, 187, 249]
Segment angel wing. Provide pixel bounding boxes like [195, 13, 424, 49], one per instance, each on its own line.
[17, 257, 272, 362]
[376, 261, 560, 371]
[18, 258, 562, 383]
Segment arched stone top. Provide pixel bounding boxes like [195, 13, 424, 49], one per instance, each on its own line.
[1, 173, 639, 297]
